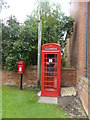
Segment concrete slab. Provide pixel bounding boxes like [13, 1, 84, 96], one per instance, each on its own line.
[37, 91, 41, 96]
[61, 87, 76, 97]
[38, 97, 58, 104]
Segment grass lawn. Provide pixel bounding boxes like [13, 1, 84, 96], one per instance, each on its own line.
[0, 86, 2, 119]
[2, 86, 68, 118]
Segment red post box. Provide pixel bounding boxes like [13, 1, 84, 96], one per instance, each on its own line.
[41, 43, 61, 97]
[18, 61, 25, 74]
[18, 61, 25, 90]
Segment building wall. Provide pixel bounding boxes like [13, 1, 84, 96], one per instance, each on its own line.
[78, 2, 86, 77]
[70, 1, 90, 80]
[88, 2, 90, 80]
[70, 1, 86, 78]
[70, 1, 89, 117]
[77, 76, 88, 115]
[70, 1, 80, 69]
[88, 2, 90, 118]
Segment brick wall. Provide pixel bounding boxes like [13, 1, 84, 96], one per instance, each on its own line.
[2, 66, 76, 87]
[70, 1, 89, 82]
[87, 5, 90, 117]
[70, 1, 89, 117]
[61, 68, 76, 86]
[77, 76, 88, 116]
[88, 2, 90, 80]
[70, 1, 86, 78]
[70, 1, 90, 80]
[78, 2, 86, 77]
[70, 1, 80, 68]
[2, 66, 37, 87]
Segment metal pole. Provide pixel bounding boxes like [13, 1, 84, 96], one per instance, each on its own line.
[20, 74, 23, 90]
[37, 0, 42, 87]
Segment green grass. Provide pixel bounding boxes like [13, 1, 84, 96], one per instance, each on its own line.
[0, 86, 2, 120]
[2, 86, 68, 118]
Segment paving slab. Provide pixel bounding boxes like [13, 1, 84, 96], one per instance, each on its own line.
[38, 96, 58, 104]
[61, 87, 76, 97]
[37, 91, 41, 96]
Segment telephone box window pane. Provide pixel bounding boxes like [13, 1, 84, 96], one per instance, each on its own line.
[44, 54, 57, 91]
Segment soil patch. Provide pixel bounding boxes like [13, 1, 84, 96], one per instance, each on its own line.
[58, 95, 88, 118]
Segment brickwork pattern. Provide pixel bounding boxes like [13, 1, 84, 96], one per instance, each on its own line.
[70, 1, 89, 117]
[88, 2, 90, 79]
[77, 76, 88, 115]
[2, 67, 76, 87]
[2, 66, 37, 87]
[61, 68, 76, 86]
[70, 1, 86, 78]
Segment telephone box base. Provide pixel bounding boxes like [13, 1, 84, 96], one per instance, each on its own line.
[41, 91, 60, 97]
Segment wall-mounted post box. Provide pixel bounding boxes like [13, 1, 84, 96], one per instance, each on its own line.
[41, 43, 61, 97]
[18, 61, 25, 74]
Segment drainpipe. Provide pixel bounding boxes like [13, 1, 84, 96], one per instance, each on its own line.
[85, 0, 88, 78]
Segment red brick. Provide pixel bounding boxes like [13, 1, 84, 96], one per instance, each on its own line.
[61, 68, 76, 86]
[68, 2, 90, 78]
[2, 67, 76, 87]
[67, 1, 90, 116]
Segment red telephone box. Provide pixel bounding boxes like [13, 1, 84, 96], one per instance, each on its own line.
[41, 43, 61, 97]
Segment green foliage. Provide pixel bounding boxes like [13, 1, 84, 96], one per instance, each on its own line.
[41, 2, 74, 45]
[2, 39, 31, 70]
[61, 57, 66, 67]
[2, 1, 74, 71]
